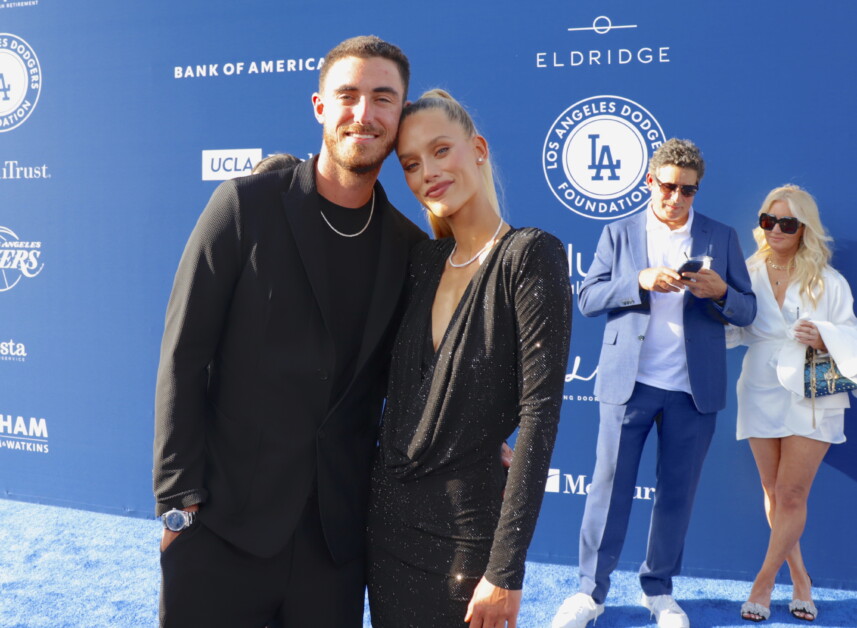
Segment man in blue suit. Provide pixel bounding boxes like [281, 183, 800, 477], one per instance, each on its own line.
[552, 139, 756, 628]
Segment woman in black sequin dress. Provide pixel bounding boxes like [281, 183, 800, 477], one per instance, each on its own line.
[366, 89, 572, 627]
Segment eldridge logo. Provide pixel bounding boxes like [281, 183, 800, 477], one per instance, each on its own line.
[543, 96, 665, 220]
[0, 225, 44, 292]
[202, 149, 263, 181]
[536, 15, 671, 70]
[0, 33, 41, 132]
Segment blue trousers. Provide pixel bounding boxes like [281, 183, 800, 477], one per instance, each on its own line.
[578, 382, 716, 604]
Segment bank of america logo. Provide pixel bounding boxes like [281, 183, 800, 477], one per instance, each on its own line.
[543, 95, 665, 220]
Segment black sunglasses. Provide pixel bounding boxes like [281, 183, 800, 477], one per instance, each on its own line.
[652, 173, 699, 198]
[759, 213, 802, 235]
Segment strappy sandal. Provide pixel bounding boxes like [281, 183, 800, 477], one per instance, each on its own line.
[789, 599, 818, 622]
[740, 601, 770, 622]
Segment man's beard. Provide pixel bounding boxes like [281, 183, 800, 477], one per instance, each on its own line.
[323, 124, 395, 175]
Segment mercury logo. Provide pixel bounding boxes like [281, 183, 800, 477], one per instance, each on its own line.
[545, 468, 654, 499]
[0, 225, 44, 292]
[543, 96, 665, 220]
[0, 33, 41, 132]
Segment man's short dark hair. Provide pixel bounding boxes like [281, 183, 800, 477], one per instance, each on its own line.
[649, 138, 706, 182]
[318, 35, 410, 97]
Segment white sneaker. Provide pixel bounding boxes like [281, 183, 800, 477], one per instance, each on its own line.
[551, 593, 605, 628]
[640, 594, 690, 628]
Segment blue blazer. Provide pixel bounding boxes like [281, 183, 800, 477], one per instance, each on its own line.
[578, 209, 756, 414]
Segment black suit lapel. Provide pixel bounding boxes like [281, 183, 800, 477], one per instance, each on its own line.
[281, 158, 336, 341]
[352, 190, 409, 377]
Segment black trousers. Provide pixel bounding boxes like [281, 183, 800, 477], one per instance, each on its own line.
[159, 494, 364, 628]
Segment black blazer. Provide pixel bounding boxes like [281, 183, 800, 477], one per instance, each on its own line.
[154, 157, 426, 562]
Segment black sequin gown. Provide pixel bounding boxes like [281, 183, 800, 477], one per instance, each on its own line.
[367, 228, 572, 627]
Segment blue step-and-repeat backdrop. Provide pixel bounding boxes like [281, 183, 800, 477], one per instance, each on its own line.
[3, 1, 857, 589]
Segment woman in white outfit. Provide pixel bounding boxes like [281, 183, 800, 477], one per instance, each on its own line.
[729, 185, 857, 623]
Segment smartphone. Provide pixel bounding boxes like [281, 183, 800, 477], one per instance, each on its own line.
[677, 259, 703, 275]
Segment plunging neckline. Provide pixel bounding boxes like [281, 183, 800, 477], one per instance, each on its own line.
[428, 229, 515, 356]
[764, 266, 791, 309]
[760, 263, 796, 321]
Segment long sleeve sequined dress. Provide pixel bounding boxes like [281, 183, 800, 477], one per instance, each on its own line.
[367, 228, 572, 627]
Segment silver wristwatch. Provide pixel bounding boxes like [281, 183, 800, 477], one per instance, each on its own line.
[161, 508, 197, 532]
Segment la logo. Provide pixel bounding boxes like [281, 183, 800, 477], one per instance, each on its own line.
[587, 134, 621, 182]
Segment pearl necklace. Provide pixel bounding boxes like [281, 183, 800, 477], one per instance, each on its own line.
[319, 191, 374, 238]
[448, 217, 505, 268]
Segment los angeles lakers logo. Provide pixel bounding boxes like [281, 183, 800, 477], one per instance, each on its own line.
[0, 33, 42, 133]
[543, 96, 665, 220]
[0, 226, 44, 292]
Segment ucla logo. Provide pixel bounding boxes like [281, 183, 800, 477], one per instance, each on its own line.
[0, 34, 41, 133]
[201, 148, 263, 181]
[543, 96, 665, 220]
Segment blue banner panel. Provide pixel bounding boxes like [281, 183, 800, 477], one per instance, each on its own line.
[2, 0, 856, 589]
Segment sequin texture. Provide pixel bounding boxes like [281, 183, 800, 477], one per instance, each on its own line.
[367, 228, 572, 625]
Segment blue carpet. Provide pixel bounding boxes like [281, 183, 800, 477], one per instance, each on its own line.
[0, 499, 854, 627]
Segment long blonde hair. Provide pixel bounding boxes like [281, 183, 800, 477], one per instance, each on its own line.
[748, 184, 832, 307]
[399, 88, 503, 239]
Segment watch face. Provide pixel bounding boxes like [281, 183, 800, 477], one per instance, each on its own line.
[163, 510, 188, 532]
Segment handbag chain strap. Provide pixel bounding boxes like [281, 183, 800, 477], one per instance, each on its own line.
[809, 348, 817, 429]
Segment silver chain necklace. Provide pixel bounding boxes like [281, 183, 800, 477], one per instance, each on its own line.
[766, 256, 795, 271]
[319, 191, 374, 238]
[767, 256, 794, 286]
[448, 217, 504, 268]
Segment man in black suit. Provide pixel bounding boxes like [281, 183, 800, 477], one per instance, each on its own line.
[153, 36, 426, 627]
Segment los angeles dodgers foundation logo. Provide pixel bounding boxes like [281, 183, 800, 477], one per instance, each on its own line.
[543, 96, 665, 220]
[0, 33, 41, 133]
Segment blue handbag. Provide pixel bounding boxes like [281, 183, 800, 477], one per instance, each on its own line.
[804, 348, 857, 398]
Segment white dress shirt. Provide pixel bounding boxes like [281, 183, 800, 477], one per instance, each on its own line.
[636, 206, 695, 393]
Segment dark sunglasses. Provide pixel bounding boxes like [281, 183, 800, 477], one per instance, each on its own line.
[759, 213, 802, 235]
[652, 174, 699, 198]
